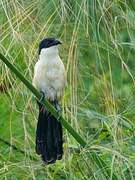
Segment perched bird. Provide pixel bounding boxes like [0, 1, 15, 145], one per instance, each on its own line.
[33, 38, 66, 164]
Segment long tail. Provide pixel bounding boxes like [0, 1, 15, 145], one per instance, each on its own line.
[35, 101, 63, 164]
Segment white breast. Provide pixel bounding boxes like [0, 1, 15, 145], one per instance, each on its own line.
[33, 48, 66, 101]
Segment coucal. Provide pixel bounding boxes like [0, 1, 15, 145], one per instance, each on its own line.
[33, 38, 66, 164]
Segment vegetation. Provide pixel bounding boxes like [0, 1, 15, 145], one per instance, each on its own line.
[0, 0, 135, 179]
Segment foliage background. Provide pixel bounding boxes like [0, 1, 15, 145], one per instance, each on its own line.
[0, 0, 135, 179]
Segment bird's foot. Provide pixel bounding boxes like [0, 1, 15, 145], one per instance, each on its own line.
[37, 91, 46, 109]
[53, 100, 62, 121]
[39, 91, 46, 103]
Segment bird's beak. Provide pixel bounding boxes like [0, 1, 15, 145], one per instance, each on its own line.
[53, 39, 62, 46]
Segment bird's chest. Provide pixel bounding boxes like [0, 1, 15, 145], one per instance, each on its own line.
[38, 60, 60, 82]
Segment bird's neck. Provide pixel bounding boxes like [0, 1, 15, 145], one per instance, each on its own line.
[39, 52, 59, 64]
[39, 46, 59, 62]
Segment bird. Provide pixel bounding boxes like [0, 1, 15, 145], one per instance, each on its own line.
[32, 38, 66, 164]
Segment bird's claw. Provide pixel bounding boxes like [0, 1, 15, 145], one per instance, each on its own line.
[53, 100, 62, 121]
[37, 91, 46, 106]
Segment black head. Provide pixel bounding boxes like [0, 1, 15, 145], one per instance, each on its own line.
[39, 38, 61, 54]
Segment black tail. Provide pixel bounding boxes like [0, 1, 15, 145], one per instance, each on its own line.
[35, 101, 63, 164]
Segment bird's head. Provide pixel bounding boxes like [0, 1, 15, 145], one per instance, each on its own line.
[39, 38, 62, 56]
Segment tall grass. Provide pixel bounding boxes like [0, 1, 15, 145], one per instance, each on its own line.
[0, 0, 135, 179]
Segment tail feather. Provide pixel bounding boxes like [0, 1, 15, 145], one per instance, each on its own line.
[53, 119, 63, 159]
[36, 102, 63, 164]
